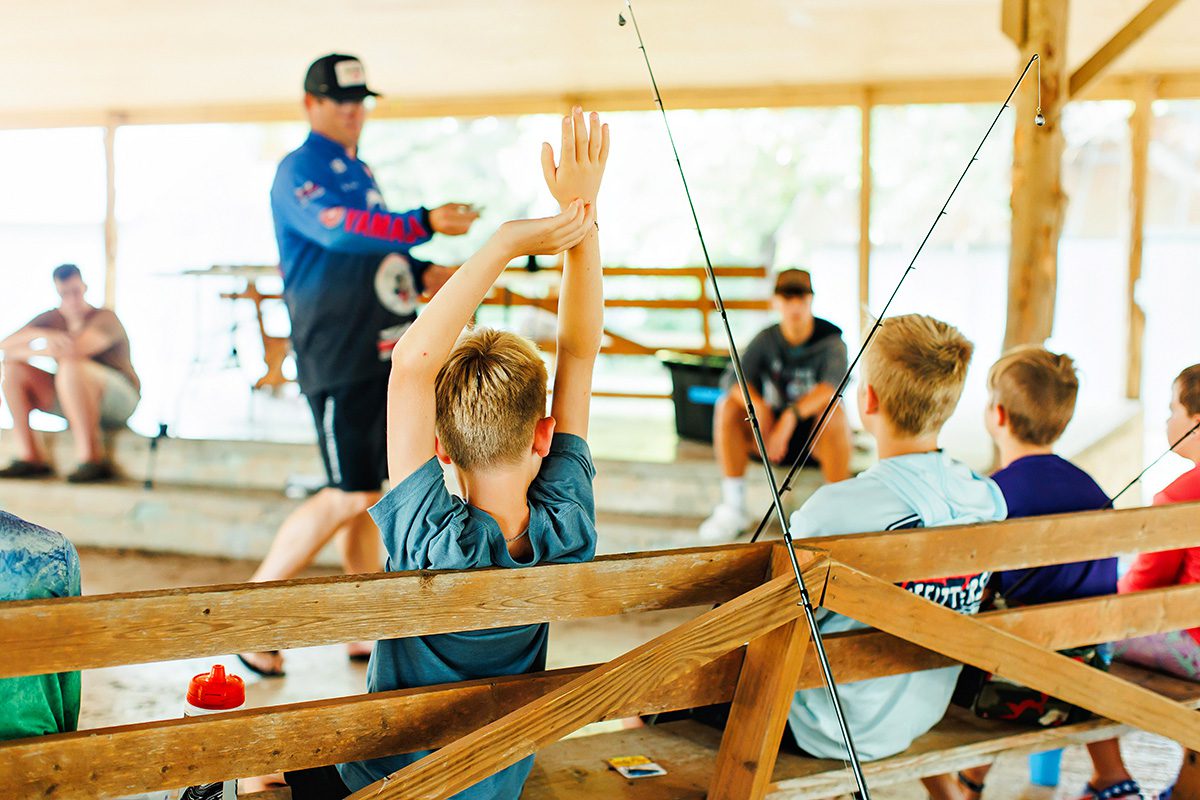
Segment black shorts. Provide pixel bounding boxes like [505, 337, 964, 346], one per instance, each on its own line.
[284, 765, 351, 800]
[306, 374, 390, 493]
[751, 414, 821, 468]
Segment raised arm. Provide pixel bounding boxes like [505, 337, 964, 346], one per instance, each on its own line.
[385, 201, 595, 485]
[541, 108, 610, 437]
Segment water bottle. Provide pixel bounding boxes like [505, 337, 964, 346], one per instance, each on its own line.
[176, 665, 246, 800]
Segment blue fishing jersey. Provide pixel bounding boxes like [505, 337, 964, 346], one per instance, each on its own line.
[270, 131, 434, 393]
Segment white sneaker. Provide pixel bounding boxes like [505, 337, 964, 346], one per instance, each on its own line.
[699, 503, 751, 543]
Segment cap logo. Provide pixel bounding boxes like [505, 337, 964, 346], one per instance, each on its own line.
[334, 59, 366, 88]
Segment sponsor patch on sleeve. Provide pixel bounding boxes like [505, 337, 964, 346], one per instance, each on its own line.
[294, 181, 326, 206]
[319, 206, 346, 228]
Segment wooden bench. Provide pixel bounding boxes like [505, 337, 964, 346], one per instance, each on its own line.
[2, 502, 1199, 800]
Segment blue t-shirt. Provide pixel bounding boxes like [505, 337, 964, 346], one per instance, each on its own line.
[990, 454, 1115, 604]
[336, 433, 598, 798]
[0, 511, 81, 740]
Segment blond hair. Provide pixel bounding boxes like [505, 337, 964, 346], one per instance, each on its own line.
[434, 328, 548, 470]
[1176, 364, 1200, 416]
[863, 314, 973, 437]
[987, 346, 1078, 446]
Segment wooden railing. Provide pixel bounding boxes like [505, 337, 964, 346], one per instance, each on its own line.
[484, 264, 770, 399]
[2, 502, 1199, 799]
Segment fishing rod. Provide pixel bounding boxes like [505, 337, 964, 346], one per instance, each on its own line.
[1105, 420, 1200, 509]
[618, 2, 877, 795]
[748, 53, 1044, 544]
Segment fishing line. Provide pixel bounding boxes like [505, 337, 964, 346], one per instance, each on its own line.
[1106, 420, 1200, 509]
[748, 53, 1043, 544]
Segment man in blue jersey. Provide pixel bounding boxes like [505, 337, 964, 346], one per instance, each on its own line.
[239, 54, 478, 676]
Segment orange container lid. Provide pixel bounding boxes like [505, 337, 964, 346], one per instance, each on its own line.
[186, 664, 246, 710]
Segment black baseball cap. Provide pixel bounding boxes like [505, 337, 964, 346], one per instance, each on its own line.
[304, 54, 380, 102]
[774, 269, 814, 296]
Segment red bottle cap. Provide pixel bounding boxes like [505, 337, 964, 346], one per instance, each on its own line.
[186, 665, 246, 710]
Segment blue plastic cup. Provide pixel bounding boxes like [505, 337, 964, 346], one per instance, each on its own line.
[1028, 749, 1063, 787]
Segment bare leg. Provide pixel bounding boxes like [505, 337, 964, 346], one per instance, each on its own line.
[1, 361, 57, 463]
[923, 765, 988, 800]
[240, 488, 378, 674]
[713, 393, 752, 479]
[53, 358, 105, 463]
[810, 403, 852, 483]
[1085, 739, 1133, 791]
[336, 510, 383, 660]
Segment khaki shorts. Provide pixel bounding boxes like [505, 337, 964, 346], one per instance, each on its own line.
[50, 361, 140, 429]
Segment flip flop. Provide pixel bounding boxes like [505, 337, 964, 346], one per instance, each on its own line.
[236, 651, 285, 678]
[958, 772, 986, 799]
[1079, 780, 1144, 800]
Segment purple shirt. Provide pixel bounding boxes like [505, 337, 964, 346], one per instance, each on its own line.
[990, 454, 1116, 604]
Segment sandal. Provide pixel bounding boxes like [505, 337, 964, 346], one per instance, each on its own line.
[1080, 780, 1144, 800]
[958, 772, 986, 799]
[236, 651, 285, 678]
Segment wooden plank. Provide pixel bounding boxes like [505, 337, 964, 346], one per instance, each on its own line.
[807, 501, 1200, 583]
[1003, 0, 1068, 350]
[4, 584, 1196, 799]
[1126, 78, 1156, 399]
[822, 563, 1200, 750]
[347, 556, 830, 800]
[1069, 0, 1187, 98]
[5, 503, 1200, 679]
[0, 546, 770, 679]
[710, 547, 814, 800]
[858, 94, 873, 336]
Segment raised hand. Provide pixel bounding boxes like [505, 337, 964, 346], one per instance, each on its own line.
[540, 107, 610, 210]
[496, 200, 594, 258]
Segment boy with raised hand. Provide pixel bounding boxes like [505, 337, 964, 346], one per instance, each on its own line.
[786, 314, 1007, 762]
[926, 347, 1137, 800]
[302, 108, 607, 800]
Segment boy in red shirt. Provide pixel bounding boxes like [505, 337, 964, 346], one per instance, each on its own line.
[1116, 363, 1200, 681]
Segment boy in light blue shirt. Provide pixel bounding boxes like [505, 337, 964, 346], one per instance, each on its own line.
[323, 109, 609, 800]
[787, 314, 1007, 762]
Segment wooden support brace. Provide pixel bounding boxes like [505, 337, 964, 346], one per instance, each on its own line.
[709, 546, 815, 800]
[1069, 0, 1186, 98]
[822, 562, 1200, 750]
[345, 553, 831, 800]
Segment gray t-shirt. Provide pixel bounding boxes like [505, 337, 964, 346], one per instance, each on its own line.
[723, 318, 848, 412]
[337, 432, 598, 799]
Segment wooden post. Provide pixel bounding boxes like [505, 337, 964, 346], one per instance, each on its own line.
[709, 546, 814, 800]
[1126, 78, 1156, 399]
[858, 92, 873, 336]
[103, 119, 119, 309]
[1003, 0, 1069, 351]
[1177, 749, 1200, 800]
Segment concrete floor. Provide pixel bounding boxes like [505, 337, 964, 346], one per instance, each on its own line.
[77, 548, 1183, 800]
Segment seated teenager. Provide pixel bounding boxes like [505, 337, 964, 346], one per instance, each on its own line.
[0, 509, 81, 740]
[699, 268, 853, 542]
[272, 108, 608, 800]
[926, 347, 1137, 800]
[787, 314, 1006, 761]
[0, 264, 140, 483]
[1116, 363, 1200, 680]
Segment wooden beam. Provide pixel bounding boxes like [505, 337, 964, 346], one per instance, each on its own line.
[1069, 0, 1187, 99]
[0, 546, 770, 679]
[1003, 0, 1068, 351]
[1126, 78, 1156, 399]
[4, 583, 1197, 799]
[710, 547, 814, 800]
[858, 93, 873, 336]
[1002, 0, 1029, 47]
[823, 562, 1200, 750]
[102, 120, 118, 309]
[348, 557, 829, 800]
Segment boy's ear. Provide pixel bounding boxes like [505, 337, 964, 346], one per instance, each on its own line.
[533, 416, 556, 458]
[434, 435, 453, 465]
[993, 403, 1008, 428]
[861, 383, 880, 416]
